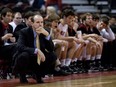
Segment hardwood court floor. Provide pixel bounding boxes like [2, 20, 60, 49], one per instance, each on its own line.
[0, 71, 116, 87]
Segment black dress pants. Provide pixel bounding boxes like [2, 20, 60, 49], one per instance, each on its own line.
[13, 51, 57, 76]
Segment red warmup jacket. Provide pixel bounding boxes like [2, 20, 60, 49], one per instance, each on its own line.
[45, 0, 62, 10]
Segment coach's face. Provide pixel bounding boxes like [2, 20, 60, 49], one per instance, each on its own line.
[32, 15, 44, 30]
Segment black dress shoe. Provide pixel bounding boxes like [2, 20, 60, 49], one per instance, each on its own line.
[33, 74, 44, 84]
[36, 77, 44, 83]
[19, 74, 28, 83]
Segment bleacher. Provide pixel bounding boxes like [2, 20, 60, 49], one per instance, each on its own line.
[62, 0, 116, 16]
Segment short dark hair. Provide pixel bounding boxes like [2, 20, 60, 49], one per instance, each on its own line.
[101, 15, 110, 25]
[24, 11, 35, 19]
[1, 7, 12, 18]
[30, 15, 35, 23]
[92, 14, 100, 21]
[62, 8, 75, 18]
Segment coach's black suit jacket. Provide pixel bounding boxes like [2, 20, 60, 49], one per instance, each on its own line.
[13, 26, 57, 75]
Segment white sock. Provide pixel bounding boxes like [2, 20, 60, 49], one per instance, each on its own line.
[60, 59, 66, 67]
[96, 55, 101, 59]
[86, 55, 91, 60]
[65, 58, 71, 66]
[91, 56, 95, 60]
[79, 56, 83, 61]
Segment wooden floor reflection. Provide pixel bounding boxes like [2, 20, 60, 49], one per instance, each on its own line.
[1, 71, 116, 87]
